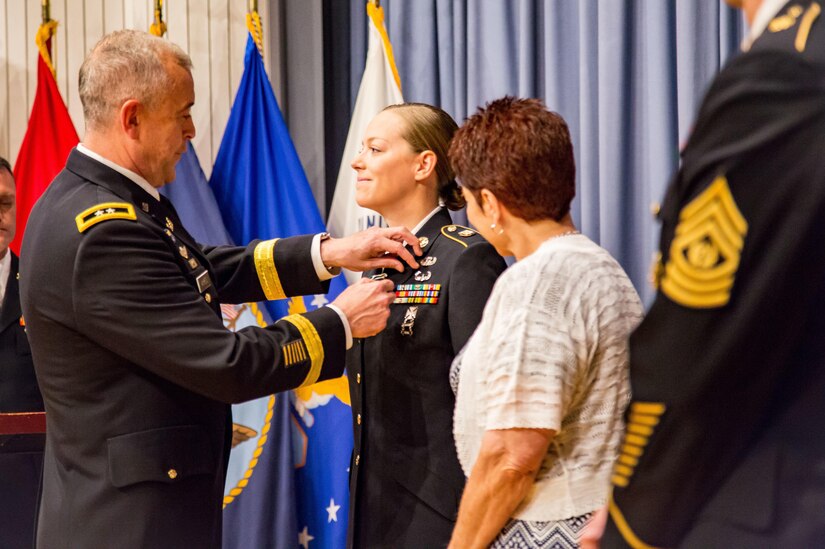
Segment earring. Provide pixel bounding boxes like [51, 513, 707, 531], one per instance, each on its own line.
[490, 223, 504, 235]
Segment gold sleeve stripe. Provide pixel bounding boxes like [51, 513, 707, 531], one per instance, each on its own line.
[611, 475, 630, 487]
[622, 443, 644, 457]
[627, 423, 654, 436]
[76, 202, 136, 232]
[625, 434, 649, 447]
[630, 402, 666, 416]
[608, 493, 661, 549]
[618, 454, 639, 467]
[254, 238, 287, 300]
[614, 464, 634, 477]
[282, 314, 324, 387]
[629, 413, 660, 426]
[796, 2, 821, 52]
[282, 340, 309, 368]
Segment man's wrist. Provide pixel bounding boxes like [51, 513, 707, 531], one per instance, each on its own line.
[326, 303, 353, 349]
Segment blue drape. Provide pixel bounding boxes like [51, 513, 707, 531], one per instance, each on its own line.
[344, 0, 746, 302]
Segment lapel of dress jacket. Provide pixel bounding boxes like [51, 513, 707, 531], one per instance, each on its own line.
[0, 252, 22, 334]
[392, 207, 451, 287]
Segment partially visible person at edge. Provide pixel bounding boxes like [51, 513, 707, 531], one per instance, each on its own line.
[582, 0, 825, 547]
[19, 30, 424, 549]
[345, 103, 506, 548]
[446, 97, 643, 549]
[0, 156, 44, 549]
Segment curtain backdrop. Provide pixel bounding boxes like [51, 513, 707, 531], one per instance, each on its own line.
[331, 0, 746, 303]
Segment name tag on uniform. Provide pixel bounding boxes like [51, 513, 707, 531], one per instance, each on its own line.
[196, 271, 213, 294]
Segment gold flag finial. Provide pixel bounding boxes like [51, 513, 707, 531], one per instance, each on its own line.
[149, 0, 166, 37]
[246, 1, 264, 59]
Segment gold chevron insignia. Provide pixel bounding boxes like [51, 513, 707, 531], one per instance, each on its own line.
[660, 176, 747, 309]
[76, 202, 137, 233]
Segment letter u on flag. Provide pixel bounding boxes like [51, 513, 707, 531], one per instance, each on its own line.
[327, 1, 404, 283]
[209, 21, 351, 549]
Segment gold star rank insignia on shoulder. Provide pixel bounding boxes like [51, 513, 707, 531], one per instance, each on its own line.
[660, 175, 747, 309]
[76, 202, 137, 233]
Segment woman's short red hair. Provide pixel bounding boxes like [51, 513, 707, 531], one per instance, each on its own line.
[448, 97, 575, 221]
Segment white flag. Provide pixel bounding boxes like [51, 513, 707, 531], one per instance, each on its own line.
[327, 1, 404, 283]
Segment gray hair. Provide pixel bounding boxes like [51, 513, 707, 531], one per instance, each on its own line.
[79, 30, 192, 131]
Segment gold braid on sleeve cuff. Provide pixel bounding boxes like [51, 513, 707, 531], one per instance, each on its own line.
[281, 314, 324, 387]
[254, 238, 287, 300]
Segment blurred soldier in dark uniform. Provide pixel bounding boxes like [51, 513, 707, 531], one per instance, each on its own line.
[0, 156, 43, 548]
[19, 30, 423, 549]
[586, 0, 825, 547]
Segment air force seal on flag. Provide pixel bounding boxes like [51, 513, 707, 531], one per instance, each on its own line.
[661, 175, 748, 309]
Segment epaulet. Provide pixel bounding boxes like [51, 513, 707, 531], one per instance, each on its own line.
[75, 202, 137, 233]
[762, 1, 821, 53]
[440, 224, 478, 248]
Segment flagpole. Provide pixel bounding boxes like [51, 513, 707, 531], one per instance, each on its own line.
[41, 0, 51, 24]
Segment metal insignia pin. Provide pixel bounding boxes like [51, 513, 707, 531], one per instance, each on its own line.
[141, 202, 150, 212]
[418, 236, 429, 249]
[189, 258, 198, 269]
[166, 217, 174, 231]
[179, 246, 189, 259]
[414, 270, 432, 282]
[458, 229, 475, 237]
[400, 306, 418, 336]
[420, 256, 437, 267]
[447, 225, 457, 232]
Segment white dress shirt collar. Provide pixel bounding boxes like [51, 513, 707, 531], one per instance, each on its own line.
[742, 0, 790, 51]
[76, 143, 161, 200]
[0, 250, 11, 306]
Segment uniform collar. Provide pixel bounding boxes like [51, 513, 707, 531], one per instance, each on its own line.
[742, 0, 791, 51]
[411, 206, 444, 235]
[76, 143, 160, 200]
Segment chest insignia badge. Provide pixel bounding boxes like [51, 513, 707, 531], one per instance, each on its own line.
[400, 306, 418, 336]
[420, 256, 437, 267]
[414, 270, 432, 282]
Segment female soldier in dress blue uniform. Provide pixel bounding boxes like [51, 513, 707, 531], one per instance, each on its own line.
[345, 103, 506, 548]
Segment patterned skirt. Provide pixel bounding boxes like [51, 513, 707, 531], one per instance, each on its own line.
[490, 513, 593, 549]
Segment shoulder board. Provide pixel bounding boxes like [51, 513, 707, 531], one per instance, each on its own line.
[76, 202, 137, 233]
[440, 224, 478, 247]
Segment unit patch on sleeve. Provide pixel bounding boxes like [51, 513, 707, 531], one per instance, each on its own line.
[660, 175, 748, 309]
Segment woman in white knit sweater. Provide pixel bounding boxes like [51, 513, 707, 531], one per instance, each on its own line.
[446, 97, 644, 549]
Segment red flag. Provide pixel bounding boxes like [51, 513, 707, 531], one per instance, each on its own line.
[11, 23, 79, 254]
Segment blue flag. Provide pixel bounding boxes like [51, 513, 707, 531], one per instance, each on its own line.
[210, 35, 353, 549]
[160, 143, 233, 246]
[159, 142, 298, 548]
